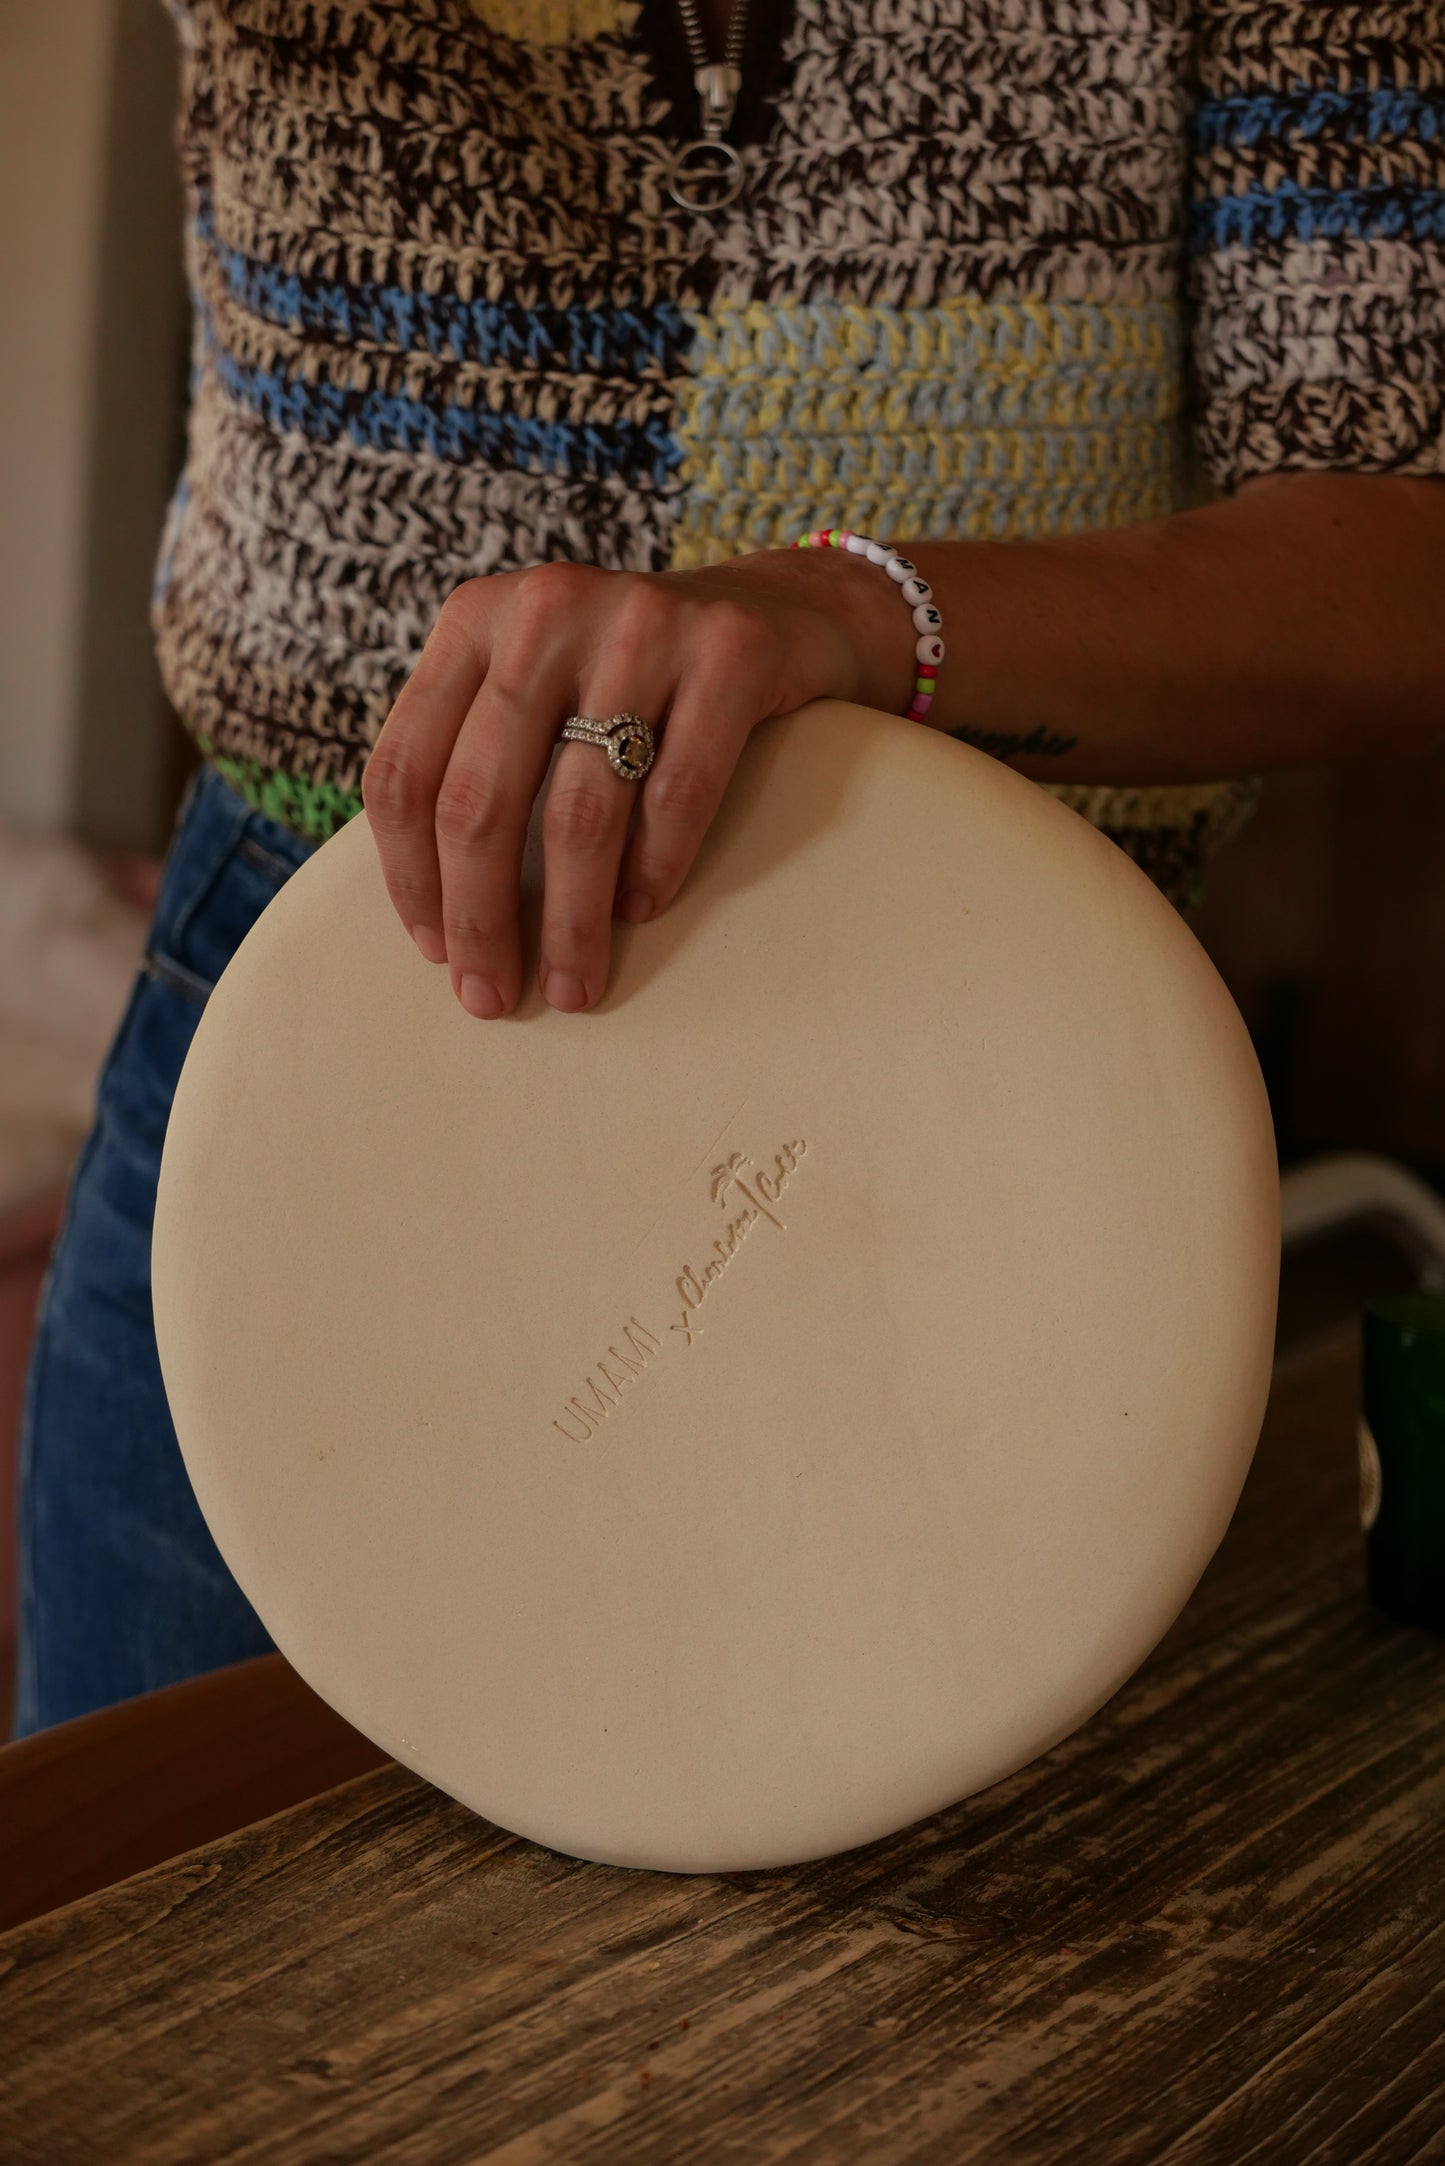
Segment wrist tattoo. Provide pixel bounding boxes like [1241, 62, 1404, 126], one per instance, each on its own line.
[948, 723, 1077, 761]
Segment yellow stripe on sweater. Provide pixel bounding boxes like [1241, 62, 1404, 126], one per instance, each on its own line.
[667, 295, 1185, 567]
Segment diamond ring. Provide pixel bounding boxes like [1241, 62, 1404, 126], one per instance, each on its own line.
[558, 713, 657, 781]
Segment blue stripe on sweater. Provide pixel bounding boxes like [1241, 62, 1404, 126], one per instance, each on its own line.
[1191, 83, 1444, 154]
[203, 323, 682, 482]
[196, 205, 690, 375]
[1188, 182, 1445, 252]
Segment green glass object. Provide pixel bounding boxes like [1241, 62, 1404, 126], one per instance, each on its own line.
[1361, 1291, 1445, 1632]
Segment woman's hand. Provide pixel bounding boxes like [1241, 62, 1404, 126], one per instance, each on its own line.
[361, 551, 909, 1018]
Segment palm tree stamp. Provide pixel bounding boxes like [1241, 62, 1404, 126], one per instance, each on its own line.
[709, 1150, 787, 1231]
[670, 1139, 808, 1344]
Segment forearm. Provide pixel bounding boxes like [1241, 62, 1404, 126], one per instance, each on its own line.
[370, 471, 1442, 1019]
[764, 473, 1445, 787]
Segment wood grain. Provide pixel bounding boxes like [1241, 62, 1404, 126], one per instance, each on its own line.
[0, 1652, 389, 1932]
[5, 1328, 1443, 2164]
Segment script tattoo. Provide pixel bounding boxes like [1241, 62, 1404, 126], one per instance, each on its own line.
[949, 723, 1077, 760]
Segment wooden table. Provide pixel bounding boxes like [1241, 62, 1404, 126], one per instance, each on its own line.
[5, 1328, 1444, 2163]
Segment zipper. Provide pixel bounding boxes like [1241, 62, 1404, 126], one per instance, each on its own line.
[633, 0, 796, 156]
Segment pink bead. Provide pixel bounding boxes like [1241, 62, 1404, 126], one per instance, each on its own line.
[908, 693, 934, 717]
[835, 529, 854, 548]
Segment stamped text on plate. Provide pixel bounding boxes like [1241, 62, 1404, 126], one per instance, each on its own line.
[550, 1138, 809, 1443]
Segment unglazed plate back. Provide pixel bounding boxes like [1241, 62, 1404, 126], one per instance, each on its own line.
[152, 700, 1279, 1871]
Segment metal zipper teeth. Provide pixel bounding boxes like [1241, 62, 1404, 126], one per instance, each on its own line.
[674, 0, 748, 76]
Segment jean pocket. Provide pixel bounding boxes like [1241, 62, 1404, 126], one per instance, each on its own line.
[92, 961, 196, 1159]
[140, 949, 216, 1007]
[146, 772, 315, 1006]
[105, 846, 298, 1153]
[90, 770, 316, 1161]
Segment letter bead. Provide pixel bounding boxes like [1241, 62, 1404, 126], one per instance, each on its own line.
[789, 524, 946, 726]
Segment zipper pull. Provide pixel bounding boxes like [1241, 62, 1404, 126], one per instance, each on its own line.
[694, 62, 741, 138]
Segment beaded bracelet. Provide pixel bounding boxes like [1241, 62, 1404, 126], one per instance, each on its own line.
[790, 527, 944, 723]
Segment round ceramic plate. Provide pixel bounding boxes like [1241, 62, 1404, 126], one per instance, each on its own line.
[152, 700, 1279, 1872]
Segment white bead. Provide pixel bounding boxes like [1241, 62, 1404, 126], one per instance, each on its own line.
[902, 576, 931, 606]
[865, 541, 891, 566]
[845, 533, 873, 555]
[885, 556, 916, 584]
[915, 632, 944, 666]
[912, 602, 943, 634]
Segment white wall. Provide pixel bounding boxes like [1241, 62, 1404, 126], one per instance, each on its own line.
[0, 0, 118, 832]
[0, 0, 188, 851]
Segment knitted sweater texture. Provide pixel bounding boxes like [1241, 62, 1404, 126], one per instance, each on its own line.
[153, 0, 1445, 910]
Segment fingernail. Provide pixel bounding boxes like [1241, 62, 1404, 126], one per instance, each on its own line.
[618, 890, 652, 922]
[460, 974, 504, 1018]
[412, 925, 446, 963]
[544, 968, 587, 1011]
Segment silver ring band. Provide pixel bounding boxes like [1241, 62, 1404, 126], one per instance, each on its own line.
[559, 712, 657, 781]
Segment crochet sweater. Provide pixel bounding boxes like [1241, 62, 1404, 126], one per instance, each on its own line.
[153, 0, 1445, 912]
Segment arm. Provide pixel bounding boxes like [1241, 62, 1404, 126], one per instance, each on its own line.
[761, 471, 1445, 787]
[366, 471, 1445, 1019]
[366, 3, 1445, 1017]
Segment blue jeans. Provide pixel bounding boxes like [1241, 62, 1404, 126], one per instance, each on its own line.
[12, 764, 321, 1736]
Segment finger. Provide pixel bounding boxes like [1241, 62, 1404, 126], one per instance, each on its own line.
[612, 602, 769, 923]
[436, 577, 587, 1018]
[539, 640, 678, 1011]
[361, 587, 490, 962]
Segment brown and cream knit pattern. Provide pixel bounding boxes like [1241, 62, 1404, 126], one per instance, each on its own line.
[152, 0, 1445, 911]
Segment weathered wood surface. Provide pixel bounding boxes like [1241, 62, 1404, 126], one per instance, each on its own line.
[0, 1650, 388, 1933]
[5, 1328, 1445, 2164]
